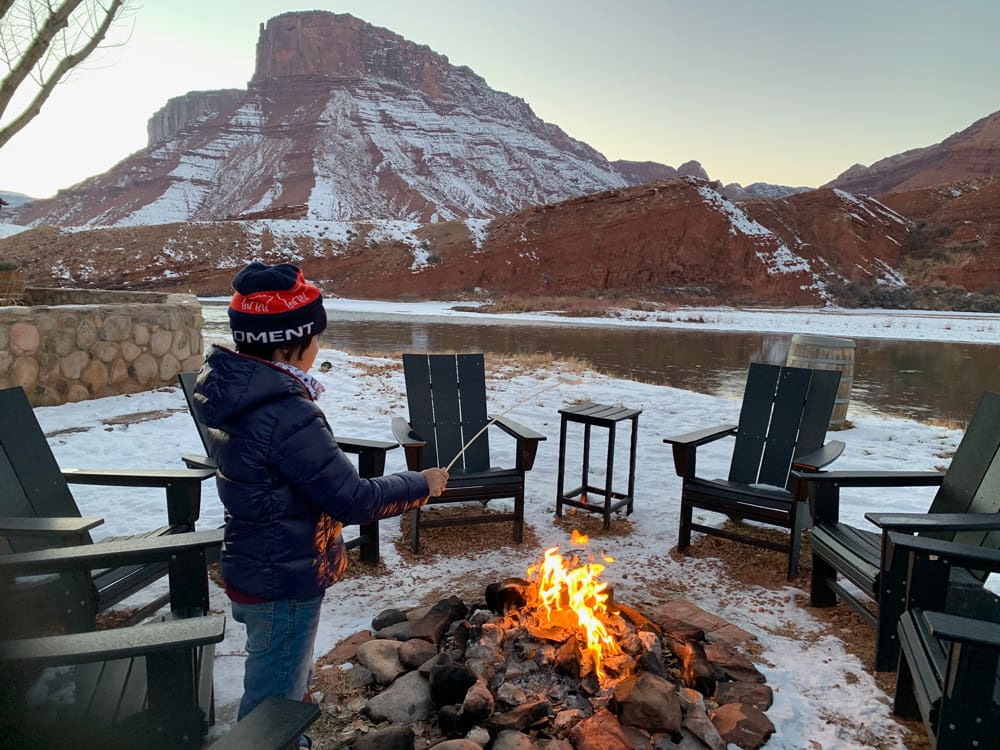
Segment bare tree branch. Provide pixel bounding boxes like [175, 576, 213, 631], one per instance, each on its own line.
[0, 0, 128, 150]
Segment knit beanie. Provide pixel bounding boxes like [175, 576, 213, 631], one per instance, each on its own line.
[228, 261, 327, 346]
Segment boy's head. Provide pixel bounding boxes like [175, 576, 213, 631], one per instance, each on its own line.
[228, 261, 327, 359]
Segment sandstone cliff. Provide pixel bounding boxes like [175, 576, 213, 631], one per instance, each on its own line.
[8, 10, 703, 229]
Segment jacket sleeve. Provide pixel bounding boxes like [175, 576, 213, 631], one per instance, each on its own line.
[270, 398, 429, 524]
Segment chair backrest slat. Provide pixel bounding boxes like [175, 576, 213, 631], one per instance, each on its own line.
[728, 363, 840, 490]
[455, 355, 490, 471]
[929, 393, 1000, 517]
[403, 354, 439, 467]
[729, 363, 780, 484]
[404, 354, 491, 472]
[758, 367, 813, 487]
[0, 386, 90, 554]
[795, 369, 841, 458]
[178, 371, 212, 454]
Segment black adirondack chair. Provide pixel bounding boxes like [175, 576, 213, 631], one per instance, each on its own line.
[177, 371, 398, 565]
[392, 353, 546, 552]
[888, 532, 1000, 749]
[798, 390, 1000, 671]
[0, 385, 215, 632]
[0, 529, 225, 749]
[664, 362, 844, 579]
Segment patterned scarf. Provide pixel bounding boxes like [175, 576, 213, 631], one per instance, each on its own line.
[272, 361, 326, 400]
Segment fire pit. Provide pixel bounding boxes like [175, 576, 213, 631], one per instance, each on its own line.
[326, 533, 775, 750]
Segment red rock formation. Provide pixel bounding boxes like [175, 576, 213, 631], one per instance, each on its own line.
[0, 179, 916, 307]
[824, 110, 1000, 195]
[8, 11, 698, 229]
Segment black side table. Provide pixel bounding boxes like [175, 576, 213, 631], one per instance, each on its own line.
[556, 402, 641, 529]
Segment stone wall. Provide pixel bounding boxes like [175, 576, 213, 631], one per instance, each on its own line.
[0, 288, 204, 406]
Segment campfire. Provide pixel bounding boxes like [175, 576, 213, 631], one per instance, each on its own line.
[330, 533, 776, 750]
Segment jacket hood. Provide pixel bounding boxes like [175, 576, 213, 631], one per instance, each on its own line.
[194, 346, 308, 428]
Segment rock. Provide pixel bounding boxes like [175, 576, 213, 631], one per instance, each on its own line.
[399, 638, 438, 669]
[711, 702, 775, 750]
[465, 726, 491, 747]
[356, 639, 406, 685]
[714, 681, 773, 711]
[568, 709, 633, 750]
[428, 663, 478, 708]
[486, 700, 552, 733]
[461, 679, 494, 721]
[351, 724, 415, 750]
[365, 669, 433, 724]
[703, 643, 765, 684]
[324, 629, 372, 663]
[611, 671, 682, 734]
[409, 596, 468, 645]
[492, 729, 538, 749]
[429, 741, 482, 750]
[373, 608, 409, 631]
[681, 703, 727, 750]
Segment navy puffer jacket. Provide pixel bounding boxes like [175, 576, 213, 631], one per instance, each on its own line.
[192, 346, 428, 600]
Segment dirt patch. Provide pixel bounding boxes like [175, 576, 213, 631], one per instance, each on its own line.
[393, 504, 540, 562]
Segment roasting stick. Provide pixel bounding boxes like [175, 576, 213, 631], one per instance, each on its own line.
[444, 374, 582, 472]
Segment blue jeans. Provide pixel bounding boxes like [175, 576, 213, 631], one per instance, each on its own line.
[231, 594, 324, 721]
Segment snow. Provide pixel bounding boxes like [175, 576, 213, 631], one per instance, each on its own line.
[29, 300, 998, 748]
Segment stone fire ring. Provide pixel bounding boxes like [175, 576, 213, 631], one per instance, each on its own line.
[322, 585, 775, 750]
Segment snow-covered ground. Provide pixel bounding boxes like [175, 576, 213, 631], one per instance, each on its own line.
[32, 300, 999, 748]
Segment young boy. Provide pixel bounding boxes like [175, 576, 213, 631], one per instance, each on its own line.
[191, 261, 448, 739]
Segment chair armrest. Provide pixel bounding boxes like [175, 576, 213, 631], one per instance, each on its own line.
[182, 453, 217, 470]
[0, 516, 103, 538]
[337, 436, 398, 478]
[207, 696, 321, 750]
[924, 610, 1000, 649]
[663, 423, 737, 478]
[0, 529, 224, 618]
[63, 467, 216, 531]
[793, 440, 845, 471]
[492, 415, 547, 472]
[867, 512, 1000, 534]
[887, 530, 1000, 574]
[0, 614, 226, 666]
[391, 417, 426, 471]
[491, 415, 546, 442]
[0, 528, 225, 577]
[62, 467, 216, 487]
[663, 423, 737, 448]
[792, 470, 944, 487]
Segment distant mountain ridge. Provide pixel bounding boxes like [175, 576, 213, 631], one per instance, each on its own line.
[824, 110, 1000, 195]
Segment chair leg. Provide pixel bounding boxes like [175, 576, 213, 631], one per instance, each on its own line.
[410, 507, 421, 553]
[677, 494, 693, 552]
[788, 502, 809, 581]
[892, 639, 919, 720]
[513, 490, 524, 544]
[810, 552, 838, 607]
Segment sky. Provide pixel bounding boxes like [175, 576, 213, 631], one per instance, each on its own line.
[1, 1, 999, 200]
[30, 299, 994, 747]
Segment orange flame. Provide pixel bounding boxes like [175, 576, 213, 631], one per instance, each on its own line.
[527, 530, 621, 681]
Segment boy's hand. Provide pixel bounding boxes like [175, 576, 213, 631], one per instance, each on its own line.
[421, 467, 449, 497]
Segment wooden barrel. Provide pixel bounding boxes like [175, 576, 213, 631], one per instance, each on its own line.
[785, 333, 856, 431]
